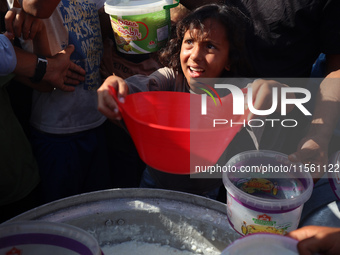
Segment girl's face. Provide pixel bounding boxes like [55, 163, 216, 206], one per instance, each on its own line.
[180, 18, 230, 86]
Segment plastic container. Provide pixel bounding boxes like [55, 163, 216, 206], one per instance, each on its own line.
[328, 151, 340, 200]
[222, 150, 313, 236]
[109, 88, 249, 174]
[0, 221, 102, 255]
[8, 189, 242, 254]
[221, 233, 298, 255]
[104, 0, 179, 54]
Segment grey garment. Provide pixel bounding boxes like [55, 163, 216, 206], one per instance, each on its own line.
[126, 67, 189, 93]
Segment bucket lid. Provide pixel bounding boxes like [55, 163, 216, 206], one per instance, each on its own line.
[328, 151, 340, 200]
[221, 233, 298, 255]
[222, 150, 314, 211]
[105, 0, 175, 16]
[0, 221, 101, 255]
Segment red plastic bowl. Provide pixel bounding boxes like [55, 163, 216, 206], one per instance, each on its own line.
[110, 88, 248, 174]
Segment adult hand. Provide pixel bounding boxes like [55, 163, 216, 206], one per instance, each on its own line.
[5, 7, 44, 40]
[287, 225, 340, 255]
[97, 75, 129, 120]
[44, 45, 86, 92]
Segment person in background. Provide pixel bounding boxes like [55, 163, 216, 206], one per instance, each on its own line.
[289, 70, 340, 178]
[181, 0, 340, 156]
[287, 225, 340, 255]
[97, 4, 295, 199]
[0, 30, 85, 223]
[5, 0, 114, 203]
[181, 0, 340, 78]
[181, 0, 340, 207]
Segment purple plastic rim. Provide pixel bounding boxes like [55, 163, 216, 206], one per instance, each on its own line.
[0, 233, 94, 255]
[229, 192, 300, 213]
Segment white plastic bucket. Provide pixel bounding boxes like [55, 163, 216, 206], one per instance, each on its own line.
[0, 221, 102, 255]
[104, 0, 179, 54]
[221, 233, 298, 255]
[222, 150, 313, 236]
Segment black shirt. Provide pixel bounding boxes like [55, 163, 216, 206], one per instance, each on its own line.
[228, 0, 340, 77]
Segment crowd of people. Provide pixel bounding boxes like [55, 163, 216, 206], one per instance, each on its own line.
[1, 0, 340, 254]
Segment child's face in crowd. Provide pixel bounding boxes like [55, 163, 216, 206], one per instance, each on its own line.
[180, 18, 230, 86]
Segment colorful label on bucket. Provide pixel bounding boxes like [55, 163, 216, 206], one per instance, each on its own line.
[227, 193, 301, 236]
[238, 178, 279, 197]
[109, 10, 170, 54]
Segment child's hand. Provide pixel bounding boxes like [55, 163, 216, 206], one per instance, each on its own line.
[286, 226, 340, 255]
[97, 75, 129, 120]
[247, 79, 295, 120]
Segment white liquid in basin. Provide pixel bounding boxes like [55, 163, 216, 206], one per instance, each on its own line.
[101, 240, 213, 254]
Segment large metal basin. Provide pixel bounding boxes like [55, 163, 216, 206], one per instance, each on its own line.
[6, 189, 240, 254]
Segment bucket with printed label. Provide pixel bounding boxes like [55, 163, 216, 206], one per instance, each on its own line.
[104, 0, 179, 54]
[0, 221, 103, 255]
[222, 150, 313, 236]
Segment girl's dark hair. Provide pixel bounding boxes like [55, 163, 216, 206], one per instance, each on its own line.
[159, 4, 252, 77]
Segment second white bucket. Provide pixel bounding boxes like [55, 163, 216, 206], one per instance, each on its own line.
[105, 0, 179, 54]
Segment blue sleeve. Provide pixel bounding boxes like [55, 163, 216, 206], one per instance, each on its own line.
[0, 34, 17, 76]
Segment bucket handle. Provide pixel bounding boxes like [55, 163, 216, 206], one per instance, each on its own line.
[164, 0, 180, 10]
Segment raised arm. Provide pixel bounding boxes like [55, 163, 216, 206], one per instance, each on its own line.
[289, 69, 340, 181]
